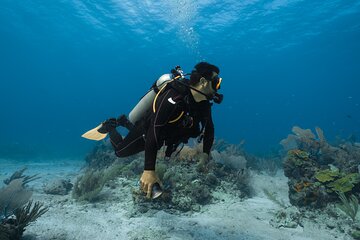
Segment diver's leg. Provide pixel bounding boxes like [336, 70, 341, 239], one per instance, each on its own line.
[110, 127, 145, 158]
[109, 130, 123, 148]
[108, 114, 136, 149]
[117, 114, 135, 131]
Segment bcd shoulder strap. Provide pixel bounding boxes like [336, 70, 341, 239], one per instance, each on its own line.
[152, 77, 188, 123]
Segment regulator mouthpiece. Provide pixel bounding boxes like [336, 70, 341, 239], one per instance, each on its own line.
[213, 93, 223, 104]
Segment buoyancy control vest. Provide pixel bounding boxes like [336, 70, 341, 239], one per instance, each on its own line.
[128, 68, 187, 126]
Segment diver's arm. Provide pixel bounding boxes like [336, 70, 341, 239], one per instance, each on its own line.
[144, 89, 183, 170]
[144, 126, 158, 170]
[201, 103, 215, 154]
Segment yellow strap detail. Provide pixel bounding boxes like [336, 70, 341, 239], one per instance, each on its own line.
[168, 111, 184, 123]
[152, 76, 180, 113]
[153, 83, 168, 113]
[152, 76, 185, 124]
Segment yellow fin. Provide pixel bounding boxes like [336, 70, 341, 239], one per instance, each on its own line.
[81, 124, 108, 141]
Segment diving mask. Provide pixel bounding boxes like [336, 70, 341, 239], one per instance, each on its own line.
[211, 75, 222, 91]
[209, 75, 223, 104]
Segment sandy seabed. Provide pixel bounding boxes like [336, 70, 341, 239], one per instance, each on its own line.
[0, 159, 353, 240]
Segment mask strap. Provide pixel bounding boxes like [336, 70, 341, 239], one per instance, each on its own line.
[175, 78, 212, 100]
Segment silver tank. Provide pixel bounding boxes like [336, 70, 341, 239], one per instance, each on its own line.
[128, 73, 173, 124]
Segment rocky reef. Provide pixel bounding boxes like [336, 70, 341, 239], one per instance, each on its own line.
[281, 126, 360, 208]
[73, 140, 253, 213]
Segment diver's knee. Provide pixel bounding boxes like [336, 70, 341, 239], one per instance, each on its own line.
[115, 149, 129, 158]
[115, 150, 124, 158]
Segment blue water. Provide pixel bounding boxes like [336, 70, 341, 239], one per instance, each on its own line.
[0, 0, 359, 159]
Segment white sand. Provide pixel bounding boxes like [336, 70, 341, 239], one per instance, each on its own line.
[0, 159, 353, 240]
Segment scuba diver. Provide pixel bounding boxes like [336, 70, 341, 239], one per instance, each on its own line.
[82, 62, 223, 198]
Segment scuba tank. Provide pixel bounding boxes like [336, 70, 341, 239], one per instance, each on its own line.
[128, 67, 184, 125]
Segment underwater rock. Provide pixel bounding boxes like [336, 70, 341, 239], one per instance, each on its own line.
[85, 142, 119, 169]
[133, 151, 250, 212]
[72, 170, 105, 202]
[172, 195, 195, 212]
[285, 149, 360, 207]
[282, 126, 360, 208]
[158, 163, 212, 211]
[270, 206, 302, 229]
[44, 179, 73, 195]
[205, 173, 219, 186]
[283, 149, 316, 180]
[187, 180, 211, 204]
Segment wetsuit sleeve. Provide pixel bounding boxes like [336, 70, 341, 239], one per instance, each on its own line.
[201, 102, 215, 154]
[144, 89, 183, 170]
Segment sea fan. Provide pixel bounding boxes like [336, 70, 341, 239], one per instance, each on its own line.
[1, 201, 48, 240]
[0, 179, 32, 219]
[3, 167, 40, 185]
[14, 201, 49, 232]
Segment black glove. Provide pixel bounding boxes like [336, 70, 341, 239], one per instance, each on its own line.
[98, 118, 118, 134]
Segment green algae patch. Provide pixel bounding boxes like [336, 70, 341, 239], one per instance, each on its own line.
[315, 169, 340, 183]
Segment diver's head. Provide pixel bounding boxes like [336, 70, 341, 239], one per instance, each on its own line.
[189, 62, 222, 103]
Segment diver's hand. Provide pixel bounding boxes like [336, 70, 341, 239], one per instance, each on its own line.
[98, 118, 118, 134]
[140, 170, 161, 198]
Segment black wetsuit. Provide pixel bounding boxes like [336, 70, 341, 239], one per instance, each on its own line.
[109, 81, 214, 170]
